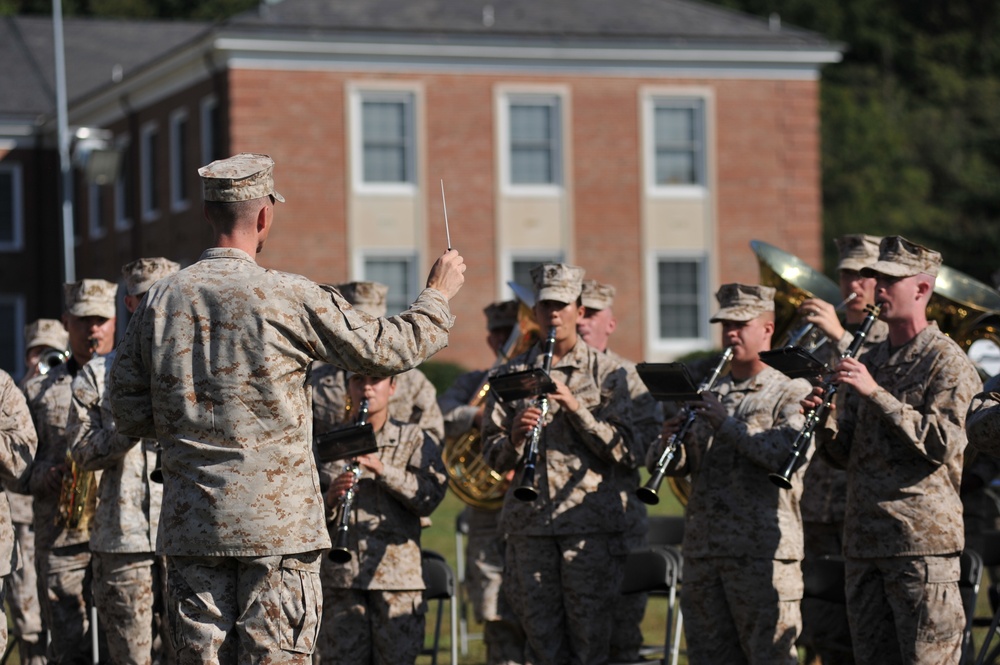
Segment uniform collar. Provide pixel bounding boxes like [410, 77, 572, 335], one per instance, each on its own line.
[199, 247, 256, 263]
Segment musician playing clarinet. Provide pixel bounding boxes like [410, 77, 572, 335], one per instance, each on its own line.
[805, 236, 980, 665]
[317, 370, 447, 665]
[481, 263, 635, 665]
[650, 283, 812, 665]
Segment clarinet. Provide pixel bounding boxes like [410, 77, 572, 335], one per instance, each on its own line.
[329, 398, 370, 563]
[769, 303, 882, 489]
[636, 346, 734, 506]
[513, 326, 558, 503]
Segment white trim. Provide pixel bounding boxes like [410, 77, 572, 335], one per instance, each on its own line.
[87, 182, 108, 240]
[0, 294, 26, 379]
[497, 89, 567, 196]
[645, 250, 713, 358]
[348, 86, 419, 195]
[140, 121, 160, 223]
[0, 163, 24, 252]
[169, 107, 191, 213]
[114, 133, 133, 231]
[200, 94, 218, 167]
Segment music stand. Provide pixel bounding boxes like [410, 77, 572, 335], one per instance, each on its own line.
[635, 363, 702, 402]
[489, 368, 556, 403]
[758, 347, 828, 380]
[315, 424, 378, 463]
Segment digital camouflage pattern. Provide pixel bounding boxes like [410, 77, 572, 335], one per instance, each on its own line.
[109, 247, 454, 557]
[5, 520, 45, 664]
[818, 323, 978, 558]
[0, 369, 36, 576]
[966, 373, 1000, 458]
[438, 368, 489, 440]
[660, 365, 812, 560]
[318, 589, 424, 665]
[482, 337, 636, 536]
[709, 284, 775, 323]
[92, 551, 170, 665]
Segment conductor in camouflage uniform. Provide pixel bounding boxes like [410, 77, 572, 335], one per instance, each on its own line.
[0, 368, 39, 656]
[108, 153, 466, 664]
[25, 278, 118, 665]
[654, 283, 812, 665]
[482, 263, 636, 665]
[809, 236, 980, 665]
[317, 371, 448, 664]
[68, 257, 180, 665]
[576, 279, 662, 662]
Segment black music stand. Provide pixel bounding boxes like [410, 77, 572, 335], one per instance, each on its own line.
[635, 363, 702, 402]
[490, 368, 556, 403]
[315, 424, 378, 463]
[759, 347, 828, 380]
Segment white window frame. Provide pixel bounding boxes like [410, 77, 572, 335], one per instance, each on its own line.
[114, 133, 132, 231]
[200, 95, 219, 168]
[646, 250, 712, 356]
[169, 108, 190, 212]
[0, 162, 24, 252]
[643, 95, 709, 199]
[88, 182, 107, 240]
[498, 92, 565, 197]
[0, 294, 26, 379]
[349, 89, 418, 195]
[501, 250, 565, 302]
[140, 121, 160, 222]
[354, 249, 420, 315]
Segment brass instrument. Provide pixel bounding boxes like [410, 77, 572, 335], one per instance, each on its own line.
[442, 295, 541, 510]
[930, 265, 1000, 363]
[769, 304, 881, 489]
[57, 338, 99, 531]
[637, 347, 733, 505]
[38, 348, 70, 376]
[330, 398, 370, 564]
[752, 240, 843, 350]
[512, 326, 558, 503]
[781, 293, 857, 353]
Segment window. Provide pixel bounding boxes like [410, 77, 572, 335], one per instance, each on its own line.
[115, 134, 133, 231]
[363, 255, 417, 315]
[201, 96, 222, 167]
[510, 255, 563, 297]
[0, 295, 25, 377]
[655, 256, 708, 341]
[0, 163, 24, 251]
[170, 110, 189, 211]
[359, 92, 415, 185]
[140, 122, 159, 221]
[88, 182, 107, 239]
[651, 98, 706, 188]
[508, 95, 562, 187]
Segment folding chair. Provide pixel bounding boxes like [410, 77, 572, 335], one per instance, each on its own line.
[611, 545, 683, 665]
[421, 550, 459, 665]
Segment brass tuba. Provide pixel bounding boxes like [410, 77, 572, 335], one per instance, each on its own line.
[929, 265, 1000, 375]
[752, 240, 843, 350]
[443, 293, 540, 510]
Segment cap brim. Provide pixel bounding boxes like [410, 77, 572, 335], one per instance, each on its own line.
[837, 258, 875, 272]
[709, 307, 758, 323]
[861, 261, 917, 278]
[272, 190, 285, 203]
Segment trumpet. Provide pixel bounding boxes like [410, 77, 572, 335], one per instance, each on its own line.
[513, 326, 557, 503]
[329, 398, 370, 564]
[769, 303, 882, 489]
[58, 338, 98, 530]
[637, 346, 734, 506]
[38, 348, 70, 376]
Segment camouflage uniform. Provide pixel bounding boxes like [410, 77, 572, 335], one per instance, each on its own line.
[109, 246, 454, 663]
[659, 365, 812, 665]
[439, 369, 525, 665]
[968, 374, 1000, 458]
[0, 369, 39, 656]
[482, 337, 635, 665]
[603, 348, 661, 662]
[24, 359, 96, 665]
[3, 489, 46, 665]
[966, 374, 1000, 555]
[799, 318, 888, 664]
[316, 419, 447, 665]
[817, 322, 980, 665]
[68, 351, 168, 665]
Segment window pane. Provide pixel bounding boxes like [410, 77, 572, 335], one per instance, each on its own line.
[655, 107, 694, 144]
[0, 302, 17, 374]
[510, 105, 551, 142]
[362, 99, 411, 184]
[656, 152, 697, 185]
[175, 117, 188, 201]
[653, 100, 704, 186]
[511, 149, 552, 185]
[364, 258, 412, 315]
[0, 171, 12, 243]
[364, 146, 406, 183]
[510, 101, 559, 185]
[658, 260, 702, 339]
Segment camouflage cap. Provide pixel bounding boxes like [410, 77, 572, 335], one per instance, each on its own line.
[709, 283, 776, 323]
[336, 281, 389, 317]
[581, 280, 616, 311]
[64, 279, 118, 319]
[861, 235, 942, 278]
[530, 263, 585, 304]
[23, 319, 68, 352]
[835, 234, 883, 272]
[483, 300, 519, 332]
[121, 257, 181, 296]
[198, 153, 285, 204]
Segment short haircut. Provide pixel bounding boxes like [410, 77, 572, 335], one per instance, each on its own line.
[204, 197, 267, 235]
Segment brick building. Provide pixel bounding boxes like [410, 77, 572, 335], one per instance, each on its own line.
[0, 0, 841, 376]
